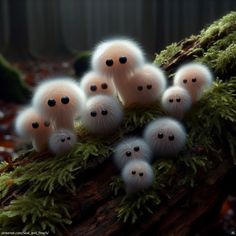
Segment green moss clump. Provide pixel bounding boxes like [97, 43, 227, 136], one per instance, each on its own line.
[0, 54, 31, 103]
[154, 43, 181, 65]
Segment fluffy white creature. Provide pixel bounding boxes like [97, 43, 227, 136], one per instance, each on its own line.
[81, 95, 123, 135]
[121, 160, 154, 194]
[123, 64, 167, 107]
[144, 117, 186, 156]
[32, 78, 85, 130]
[80, 71, 116, 97]
[173, 63, 213, 102]
[161, 86, 192, 119]
[15, 107, 53, 152]
[49, 129, 77, 155]
[114, 137, 152, 169]
[91, 38, 145, 106]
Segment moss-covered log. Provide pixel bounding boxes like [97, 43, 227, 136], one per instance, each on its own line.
[0, 12, 236, 235]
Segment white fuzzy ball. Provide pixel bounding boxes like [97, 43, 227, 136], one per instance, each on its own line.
[49, 129, 77, 155]
[81, 95, 123, 135]
[121, 160, 154, 194]
[114, 137, 152, 169]
[80, 71, 116, 97]
[144, 117, 186, 156]
[91, 38, 145, 78]
[173, 63, 213, 102]
[32, 78, 86, 130]
[161, 86, 192, 119]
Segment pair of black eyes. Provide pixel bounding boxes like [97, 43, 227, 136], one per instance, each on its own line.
[48, 96, 70, 107]
[183, 78, 197, 84]
[169, 98, 181, 103]
[158, 133, 175, 141]
[61, 137, 71, 142]
[125, 146, 140, 156]
[90, 110, 108, 117]
[90, 83, 108, 92]
[137, 85, 152, 91]
[106, 56, 127, 67]
[32, 121, 50, 129]
[131, 171, 144, 176]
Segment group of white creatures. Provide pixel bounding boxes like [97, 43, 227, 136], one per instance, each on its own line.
[15, 38, 213, 194]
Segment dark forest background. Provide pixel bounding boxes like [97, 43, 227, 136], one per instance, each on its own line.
[0, 0, 236, 60]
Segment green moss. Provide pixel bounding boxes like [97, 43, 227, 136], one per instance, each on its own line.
[154, 43, 181, 65]
[0, 54, 31, 103]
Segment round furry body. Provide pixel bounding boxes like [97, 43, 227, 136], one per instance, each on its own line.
[114, 137, 152, 169]
[173, 63, 213, 102]
[91, 38, 145, 78]
[49, 129, 77, 155]
[161, 86, 192, 119]
[32, 78, 85, 130]
[81, 95, 123, 135]
[15, 107, 53, 152]
[80, 71, 116, 97]
[124, 64, 167, 106]
[144, 117, 187, 156]
[121, 160, 154, 194]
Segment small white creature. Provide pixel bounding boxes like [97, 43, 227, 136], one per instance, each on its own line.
[81, 95, 123, 135]
[114, 137, 152, 169]
[161, 86, 192, 119]
[80, 71, 116, 97]
[121, 160, 154, 194]
[173, 63, 213, 102]
[49, 129, 77, 155]
[144, 117, 186, 156]
[15, 107, 53, 152]
[32, 78, 85, 130]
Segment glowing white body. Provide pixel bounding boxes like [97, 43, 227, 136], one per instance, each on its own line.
[173, 63, 213, 102]
[161, 86, 192, 119]
[15, 107, 53, 152]
[114, 137, 152, 169]
[81, 95, 123, 135]
[91, 39, 145, 106]
[144, 117, 186, 156]
[49, 129, 77, 155]
[32, 78, 85, 130]
[80, 71, 116, 97]
[123, 64, 167, 107]
[121, 160, 154, 194]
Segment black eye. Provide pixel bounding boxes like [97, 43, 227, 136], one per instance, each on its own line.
[101, 83, 108, 89]
[32, 122, 39, 129]
[192, 78, 197, 82]
[176, 98, 181, 102]
[106, 59, 113, 67]
[131, 171, 136, 175]
[158, 133, 164, 139]
[137, 86, 143, 91]
[90, 111, 97, 117]
[133, 146, 140, 152]
[90, 85, 97, 92]
[48, 99, 56, 107]
[139, 172, 144, 177]
[61, 96, 69, 104]
[61, 138, 65, 142]
[147, 85, 152, 90]
[168, 135, 175, 141]
[67, 137, 71, 140]
[126, 151, 132, 157]
[183, 79, 187, 84]
[169, 99, 174, 103]
[101, 110, 108, 115]
[119, 56, 127, 64]
[44, 121, 50, 127]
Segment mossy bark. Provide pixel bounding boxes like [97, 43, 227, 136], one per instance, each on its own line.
[0, 12, 236, 236]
